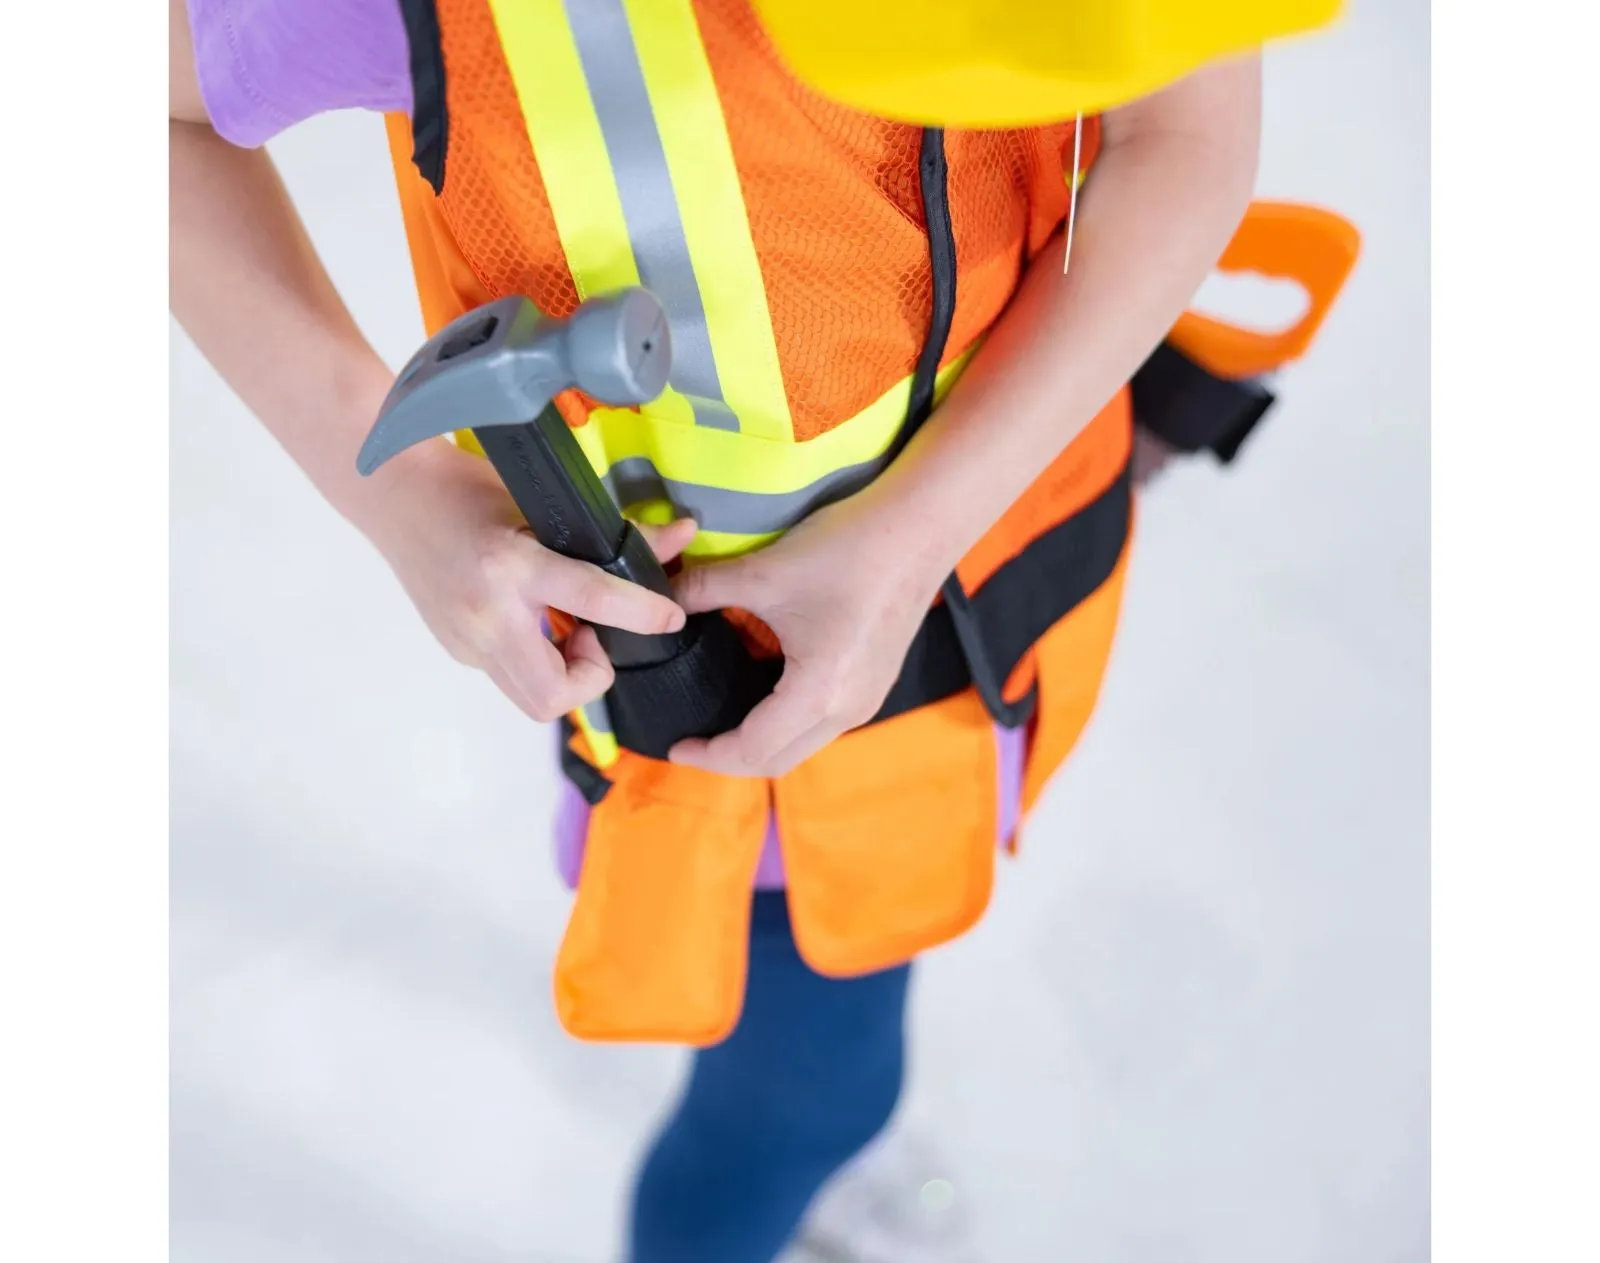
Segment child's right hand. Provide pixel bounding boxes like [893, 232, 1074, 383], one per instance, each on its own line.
[169, 55, 692, 728]
[359, 441, 696, 724]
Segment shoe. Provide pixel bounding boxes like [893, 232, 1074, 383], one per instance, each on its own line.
[782, 1128, 983, 1262]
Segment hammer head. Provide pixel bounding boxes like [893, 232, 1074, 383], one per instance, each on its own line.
[356, 288, 672, 475]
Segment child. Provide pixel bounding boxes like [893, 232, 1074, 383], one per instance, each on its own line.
[170, 1, 1273, 1257]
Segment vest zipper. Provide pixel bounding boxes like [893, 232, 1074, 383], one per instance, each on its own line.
[903, 128, 1037, 730]
[901, 128, 959, 446]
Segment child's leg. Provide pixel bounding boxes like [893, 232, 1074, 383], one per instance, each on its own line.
[628, 890, 912, 1263]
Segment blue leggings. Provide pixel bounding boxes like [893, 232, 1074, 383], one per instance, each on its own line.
[627, 891, 913, 1263]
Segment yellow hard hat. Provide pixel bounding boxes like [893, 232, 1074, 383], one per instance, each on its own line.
[750, 0, 1344, 128]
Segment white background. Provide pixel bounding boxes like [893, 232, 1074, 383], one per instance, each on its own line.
[164, 5, 1428, 1261]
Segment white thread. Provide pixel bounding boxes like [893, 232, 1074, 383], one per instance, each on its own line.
[1063, 112, 1083, 275]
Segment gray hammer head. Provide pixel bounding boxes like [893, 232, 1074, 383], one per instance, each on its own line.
[356, 287, 672, 475]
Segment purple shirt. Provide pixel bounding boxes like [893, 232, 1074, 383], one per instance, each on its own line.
[187, 0, 413, 147]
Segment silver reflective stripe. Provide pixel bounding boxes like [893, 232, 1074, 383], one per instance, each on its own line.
[563, 0, 738, 433]
[581, 697, 614, 735]
[603, 453, 889, 535]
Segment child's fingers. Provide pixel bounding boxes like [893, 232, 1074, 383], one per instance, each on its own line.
[489, 604, 613, 723]
[672, 551, 771, 617]
[472, 521, 698, 724]
[636, 517, 699, 566]
[526, 547, 686, 636]
[560, 624, 612, 694]
[669, 663, 826, 776]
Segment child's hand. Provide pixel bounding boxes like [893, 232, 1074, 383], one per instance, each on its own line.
[667, 488, 949, 778]
[363, 443, 695, 724]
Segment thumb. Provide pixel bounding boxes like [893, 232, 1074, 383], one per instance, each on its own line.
[634, 517, 699, 566]
[673, 553, 766, 616]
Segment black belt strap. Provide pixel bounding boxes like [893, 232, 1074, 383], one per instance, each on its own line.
[580, 459, 1132, 785]
[1130, 340, 1275, 464]
[870, 460, 1130, 726]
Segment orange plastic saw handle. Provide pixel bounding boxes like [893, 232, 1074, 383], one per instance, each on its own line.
[1170, 200, 1362, 381]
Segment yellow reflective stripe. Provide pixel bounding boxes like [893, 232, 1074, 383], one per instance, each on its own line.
[486, 0, 698, 430]
[682, 528, 781, 561]
[623, 0, 793, 444]
[585, 348, 972, 499]
[486, 0, 628, 296]
[571, 420, 611, 489]
[573, 351, 975, 559]
[588, 402, 891, 495]
[563, 0, 740, 431]
[573, 708, 620, 769]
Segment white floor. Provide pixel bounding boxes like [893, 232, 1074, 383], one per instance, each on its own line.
[169, 5, 1429, 1260]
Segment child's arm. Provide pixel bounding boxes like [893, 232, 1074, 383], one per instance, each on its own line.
[169, 9, 402, 542]
[169, 0, 689, 724]
[672, 56, 1263, 778]
[872, 56, 1264, 557]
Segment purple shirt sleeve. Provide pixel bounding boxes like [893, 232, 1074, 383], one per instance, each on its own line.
[187, 0, 414, 147]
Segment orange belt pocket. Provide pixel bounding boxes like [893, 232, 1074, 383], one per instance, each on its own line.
[553, 752, 769, 1045]
[776, 688, 999, 978]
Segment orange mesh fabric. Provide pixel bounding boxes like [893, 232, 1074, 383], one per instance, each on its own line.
[698, 1, 927, 440]
[945, 118, 1100, 361]
[433, 0, 579, 320]
[407, 0, 1097, 444]
[413, 0, 619, 429]
[699, 0, 1094, 439]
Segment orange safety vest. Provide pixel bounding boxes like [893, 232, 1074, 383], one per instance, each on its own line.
[377, 0, 1351, 1045]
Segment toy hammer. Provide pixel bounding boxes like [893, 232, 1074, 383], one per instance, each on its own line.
[356, 288, 779, 749]
[357, 288, 681, 668]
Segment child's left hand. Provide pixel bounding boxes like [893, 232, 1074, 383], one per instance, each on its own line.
[667, 487, 952, 778]
[667, 52, 1264, 778]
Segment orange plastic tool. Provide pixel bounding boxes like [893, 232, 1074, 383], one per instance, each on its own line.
[1171, 201, 1362, 381]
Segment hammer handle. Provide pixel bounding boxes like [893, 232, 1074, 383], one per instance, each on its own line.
[471, 409, 685, 669]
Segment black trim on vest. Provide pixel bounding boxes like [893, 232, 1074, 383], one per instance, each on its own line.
[898, 128, 1036, 728]
[398, 0, 449, 194]
[899, 128, 959, 454]
[1130, 341, 1276, 464]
